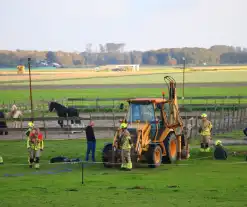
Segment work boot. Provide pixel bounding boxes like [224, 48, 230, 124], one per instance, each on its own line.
[0, 156, 3, 164]
[120, 163, 126, 170]
[200, 143, 205, 152]
[34, 163, 40, 169]
[125, 162, 132, 171]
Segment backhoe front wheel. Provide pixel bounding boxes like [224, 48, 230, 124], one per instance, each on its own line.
[147, 145, 162, 168]
[162, 133, 177, 163]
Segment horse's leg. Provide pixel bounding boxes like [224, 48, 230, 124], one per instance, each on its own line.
[12, 120, 15, 128]
[4, 122, 8, 134]
[58, 120, 63, 128]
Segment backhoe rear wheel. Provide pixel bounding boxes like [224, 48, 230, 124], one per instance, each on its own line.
[147, 145, 162, 168]
[162, 133, 177, 163]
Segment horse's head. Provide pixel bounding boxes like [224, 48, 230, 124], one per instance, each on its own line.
[48, 101, 64, 112]
[11, 104, 17, 112]
[48, 101, 56, 112]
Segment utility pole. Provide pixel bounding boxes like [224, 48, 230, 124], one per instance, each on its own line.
[182, 57, 186, 100]
[28, 58, 34, 122]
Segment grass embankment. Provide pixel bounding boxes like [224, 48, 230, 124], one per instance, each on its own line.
[0, 139, 247, 207]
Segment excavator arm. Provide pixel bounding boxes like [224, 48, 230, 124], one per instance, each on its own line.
[135, 121, 151, 161]
[164, 76, 184, 132]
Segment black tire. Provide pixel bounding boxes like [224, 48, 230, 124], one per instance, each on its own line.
[147, 145, 162, 168]
[162, 133, 177, 163]
[102, 143, 115, 168]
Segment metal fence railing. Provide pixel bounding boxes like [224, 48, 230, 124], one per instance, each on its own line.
[1, 96, 247, 113]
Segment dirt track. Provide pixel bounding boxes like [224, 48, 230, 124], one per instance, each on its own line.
[1, 82, 247, 90]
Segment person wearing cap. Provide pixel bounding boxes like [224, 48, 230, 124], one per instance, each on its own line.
[119, 123, 133, 171]
[27, 127, 44, 169]
[199, 113, 213, 152]
[214, 140, 228, 160]
[85, 120, 96, 162]
[25, 122, 35, 164]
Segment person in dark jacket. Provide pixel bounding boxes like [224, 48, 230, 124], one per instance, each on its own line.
[85, 121, 96, 162]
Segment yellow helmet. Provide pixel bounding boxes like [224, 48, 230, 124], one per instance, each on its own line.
[120, 123, 127, 129]
[215, 140, 222, 146]
[28, 122, 34, 127]
[201, 113, 207, 118]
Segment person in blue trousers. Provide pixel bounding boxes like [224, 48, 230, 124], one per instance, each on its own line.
[85, 121, 96, 162]
[244, 128, 247, 137]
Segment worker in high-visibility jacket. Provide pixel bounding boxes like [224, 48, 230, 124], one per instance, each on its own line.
[26, 122, 35, 164]
[27, 128, 44, 169]
[119, 123, 133, 171]
[199, 113, 213, 152]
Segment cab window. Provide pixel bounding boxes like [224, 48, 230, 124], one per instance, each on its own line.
[127, 103, 155, 122]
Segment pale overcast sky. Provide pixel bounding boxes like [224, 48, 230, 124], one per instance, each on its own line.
[0, 0, 246, 51]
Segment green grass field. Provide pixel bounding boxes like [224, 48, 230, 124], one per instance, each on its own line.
[2, 70, 247, 85]
[1, 139, 247, 207]
[1, 87, 247, 104]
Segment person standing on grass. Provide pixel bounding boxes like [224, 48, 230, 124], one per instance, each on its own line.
[199, 113, 213, 152]
[27, 128, 44, 169]
[119, 123, 133, 171]
[85, 120, 96, 162]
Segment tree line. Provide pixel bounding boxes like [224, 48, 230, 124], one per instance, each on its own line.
[1, 44, 247, 67]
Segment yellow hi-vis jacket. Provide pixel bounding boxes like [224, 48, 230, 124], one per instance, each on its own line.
[27, 133, 44, 150]
[120, 130, 132, 150]
[200, 120, 213, 136]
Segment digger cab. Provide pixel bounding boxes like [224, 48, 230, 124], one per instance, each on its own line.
[124, 98, 169, 141]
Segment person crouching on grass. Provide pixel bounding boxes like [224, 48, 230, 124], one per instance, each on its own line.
[27, 128, 44, 169]
[85, 121, 96, 162]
